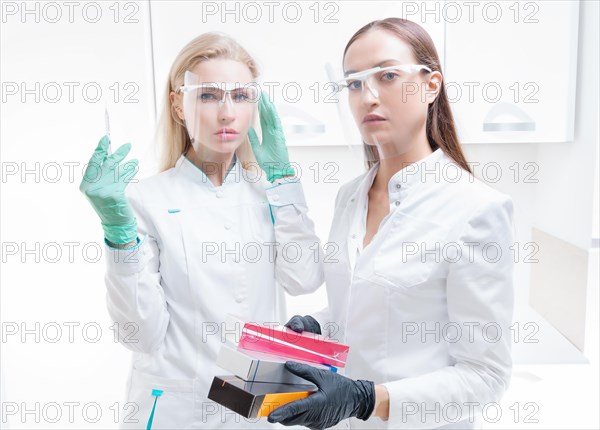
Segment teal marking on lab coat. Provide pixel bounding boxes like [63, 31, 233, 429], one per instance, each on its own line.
[147, 389, 163, 430]
[168, 209, 181, 213]
[269, 205, 274, 224]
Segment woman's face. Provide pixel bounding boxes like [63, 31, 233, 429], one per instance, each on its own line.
[175, 58, 256, 157]
[343, 29, 440, 154]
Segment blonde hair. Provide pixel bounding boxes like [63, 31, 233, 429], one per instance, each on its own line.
[159, 32, 259, 171]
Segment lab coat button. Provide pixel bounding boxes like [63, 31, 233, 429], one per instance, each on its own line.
[235, 296, 244, 303]
[224, 223, 232, 230]
[272, 194, 280, 202]
[395, 200, 400, 206]
[216, 190, 223, 198]
[350, 198, 355, 203]
[396, 183, 402, 189]
[351, 234, 357, 239]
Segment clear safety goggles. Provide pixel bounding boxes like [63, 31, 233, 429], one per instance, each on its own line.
[333, 64, 433, 162]
[178, 76, 260, 107]
[178, 70, 260, 151]
[336, 64, 432, 99]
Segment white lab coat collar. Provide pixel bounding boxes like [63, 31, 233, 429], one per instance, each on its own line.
[174, 153, 241, 188]
[343, 148, 451, 269]
[347, 147, 449, 203]
[387, 147, 449, 194]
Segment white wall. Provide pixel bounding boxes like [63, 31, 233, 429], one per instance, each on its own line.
[1, 3, 154, 428]
[531, 0, 599, 251]
[524, 0, 599, 354]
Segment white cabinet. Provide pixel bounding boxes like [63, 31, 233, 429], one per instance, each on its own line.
[150, 1, 579, 146]
[149, 1, 444, 146]
[444, 0, 579, 144]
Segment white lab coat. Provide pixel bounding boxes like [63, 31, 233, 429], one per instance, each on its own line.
[104, 154, 323, 429]
[317, 148, 514, 429]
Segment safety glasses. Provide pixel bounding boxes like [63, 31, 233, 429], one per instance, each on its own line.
[336, 64, 432, 98]
[178, 70, 260, 107]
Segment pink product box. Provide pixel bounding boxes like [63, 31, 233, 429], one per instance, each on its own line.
[238, 322, 349, 368]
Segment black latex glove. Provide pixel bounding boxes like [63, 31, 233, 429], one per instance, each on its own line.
[267, 361, 375, 429]
[284, 315, 322, 335]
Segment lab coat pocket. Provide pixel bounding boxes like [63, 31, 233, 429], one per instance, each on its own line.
[121, 369, 194, 429]
[372, 213, 446, 289]
[245, 202, 275, 245]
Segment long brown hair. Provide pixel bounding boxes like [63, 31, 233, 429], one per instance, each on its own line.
[344, 18, 472, 174]
[159, 32, 258, 171]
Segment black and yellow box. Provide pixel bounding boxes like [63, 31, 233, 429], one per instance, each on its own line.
[208, 375, 317, 418]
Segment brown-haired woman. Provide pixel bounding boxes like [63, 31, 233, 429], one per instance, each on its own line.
[272, 18, 515, 430]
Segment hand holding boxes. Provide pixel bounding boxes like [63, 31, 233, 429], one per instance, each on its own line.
[207, 316, 349, 418]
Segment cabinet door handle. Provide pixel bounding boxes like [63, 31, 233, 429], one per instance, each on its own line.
[483, 122, 536, 132]
[277, 104, 326, 137]
[483, 102, 536, 132]
[288, 124, 326, 134]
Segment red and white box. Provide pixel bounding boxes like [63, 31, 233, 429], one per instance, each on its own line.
[238, 321, 349, 368]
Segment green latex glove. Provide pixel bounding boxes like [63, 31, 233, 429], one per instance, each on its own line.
[248, 92, 296, 182]
[79, 135, 139, 245]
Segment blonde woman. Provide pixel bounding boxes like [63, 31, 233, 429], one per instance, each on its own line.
[80, 33, 323, 429]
